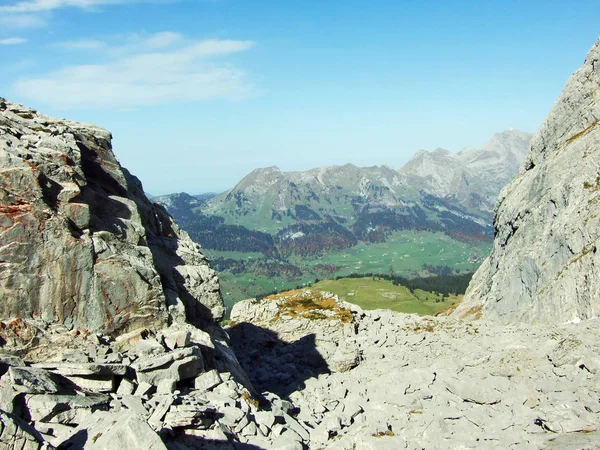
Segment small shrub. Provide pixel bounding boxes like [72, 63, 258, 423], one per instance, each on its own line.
[372, 429, 395, 438]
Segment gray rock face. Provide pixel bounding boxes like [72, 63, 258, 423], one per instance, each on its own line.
[0, 98, 223, 335]
[0, 409, 48, 450]
[455, 37, 600, 324]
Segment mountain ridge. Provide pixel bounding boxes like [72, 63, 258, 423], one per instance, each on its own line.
[400, 129, 532, 215]
[154, 129, 529, 303]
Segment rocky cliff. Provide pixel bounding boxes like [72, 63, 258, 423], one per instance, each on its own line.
[455, 38, 600, 323]
[0, 98, 223, 335]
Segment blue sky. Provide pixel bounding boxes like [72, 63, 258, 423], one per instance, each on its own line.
[0, 0, 598, 195]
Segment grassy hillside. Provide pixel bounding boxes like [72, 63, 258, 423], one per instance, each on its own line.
[313, 277, 462, 315]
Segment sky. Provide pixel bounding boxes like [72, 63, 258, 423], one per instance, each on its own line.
[0, 0, 599, 195]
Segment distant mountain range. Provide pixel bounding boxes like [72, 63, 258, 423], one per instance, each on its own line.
[154, 129, 532, 302]
[155, 129, 531, 255]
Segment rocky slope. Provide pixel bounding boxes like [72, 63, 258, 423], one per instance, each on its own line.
[455, 37, 600, 324]
[400, 129, 532, 215]
[0, 98, 223, 334]
[230, 292, 600, 449]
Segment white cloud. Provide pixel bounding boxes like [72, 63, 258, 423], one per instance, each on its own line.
[0, 14, 46, 28]
[13, 36, 258, 109]
[144, 31, 181, 49]
[0, 0, 136, 13]
[54, 39, 106, 50]
[0, 37, 28, 45]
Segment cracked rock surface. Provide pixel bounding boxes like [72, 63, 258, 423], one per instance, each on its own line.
[0, 98, 223, 335]
[455, 37, 600, 324]
[230, 294, 600, 449]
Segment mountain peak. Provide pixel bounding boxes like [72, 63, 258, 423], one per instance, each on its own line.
[399, 130, 532, 215]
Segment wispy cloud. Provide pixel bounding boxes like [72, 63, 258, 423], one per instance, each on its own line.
[144, 31, 181, 49]
[54, 39, 106, 50]
[0, 0, 137, 13]
[53, 32, 182, 53]
[0, 0, 170, 29]
[0, 37, 28, 45]
[13, 34, 258, 109]
[0, 13, 46, 29]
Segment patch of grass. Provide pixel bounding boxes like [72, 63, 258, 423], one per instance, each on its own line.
[241, 391, 259, 408]
[570, 245, 596, 264]
[583, 176, 600, 191]
[313, 277, 462, 316]
[566, 120, 599, 144]
[460, 304, 483, 320]
[412, 320, 436, 333]
[30, 125, 51, 133]
[436, 301, 460, 316]
[267, 289, 353, 323]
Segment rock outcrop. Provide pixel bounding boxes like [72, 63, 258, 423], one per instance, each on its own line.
[455, 37, 600, 324]
[0, 98, 223, 335]
[229, 291, 360, 397]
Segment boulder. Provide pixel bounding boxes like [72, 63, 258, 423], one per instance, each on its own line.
[24, 393, 109, 424]
[8, 367, 61, 394]
[58, 410, 167, 450]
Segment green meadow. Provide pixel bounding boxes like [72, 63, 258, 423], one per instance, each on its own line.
[313, 277, 461, 316]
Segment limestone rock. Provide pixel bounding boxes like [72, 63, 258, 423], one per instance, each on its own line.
[8, 367, 61, 394]
[59, 410, 167, 450]
[24, 393, 109, 423]
[0, 98, 224, 336]
[230, 289, 357, 372]
[454, 38, 600, 324]
[0, 409, 49, 450]
[134, 347, 204, 386]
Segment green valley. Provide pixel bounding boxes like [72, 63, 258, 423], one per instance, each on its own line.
[155, 135, 532, 313]
[204, 230, 489, 311]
